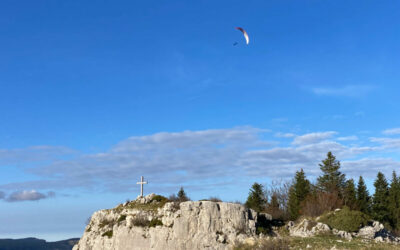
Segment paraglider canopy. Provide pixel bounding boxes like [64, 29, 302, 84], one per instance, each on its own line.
[235, 27, 249, 45]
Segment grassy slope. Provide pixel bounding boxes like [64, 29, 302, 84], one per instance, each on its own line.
[290, 236, 398, 250]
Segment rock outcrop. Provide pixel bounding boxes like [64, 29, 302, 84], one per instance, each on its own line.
[288, 218, 400, 244]
[73, 194, 267, 250]
[288, 219, 330, 237]
[356, 221, 400, 243]
[356, 221, 385, 239]
[332, 229, 352, 241]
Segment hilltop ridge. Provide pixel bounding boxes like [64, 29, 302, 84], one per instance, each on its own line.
[73, 193, 268, 250]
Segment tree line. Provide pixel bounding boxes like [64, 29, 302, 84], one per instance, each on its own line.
[245, 152, 400, 232]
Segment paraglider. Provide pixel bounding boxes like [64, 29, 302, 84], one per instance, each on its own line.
[235, 27, 249, 45]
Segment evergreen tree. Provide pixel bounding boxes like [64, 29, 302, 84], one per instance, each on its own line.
[266, 193, 282, 219]
[356, 176, 371, 214]
[343, 179, 357, 210]
[269, 194, 280, 210]
[288, 169, 311, 220]
[245, 182, 266, 212]
[388, 171, 400, 229]
[317, 152, 346, 194]
[372, 172, 390, 224]
[177, 187, 190, 202]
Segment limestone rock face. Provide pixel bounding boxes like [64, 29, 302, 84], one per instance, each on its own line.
[73, 194, 264, 250]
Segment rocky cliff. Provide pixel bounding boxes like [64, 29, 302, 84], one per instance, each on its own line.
[73, 194, 268, 250]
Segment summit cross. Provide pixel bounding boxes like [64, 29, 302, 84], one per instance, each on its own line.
[136, 176, 148, 197]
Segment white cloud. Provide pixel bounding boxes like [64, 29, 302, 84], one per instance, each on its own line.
[15, 127, 270, 191]
[383, 128, 400, 135]
[311, 85, 375, 97]
[337, 136, 358, 141]
[274, 132, 296, 138]
[292, 132, 337, 145]
[0, 127, 398, 193]
[6, 190, 55, 202]
[370, 137, 400, 149]
[342, 158, 400, 178]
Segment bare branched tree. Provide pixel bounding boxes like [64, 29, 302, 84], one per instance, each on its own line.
[264, 180, 292, 220]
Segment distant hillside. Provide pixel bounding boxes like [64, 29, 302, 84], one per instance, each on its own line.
[0, 237, 79, 250]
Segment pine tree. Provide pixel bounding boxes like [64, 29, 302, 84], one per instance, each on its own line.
[245, 182, 266, 212]
[356, 176, 371, 214]
[317, 152, 346, 194]
[388, 171, 400, 229]
[266, 193, 282, 219]
[288, 169, 311, 220]
[177, 187, 189, 202]
[343, 179, 357, 210]
[372, 172, 390, 224]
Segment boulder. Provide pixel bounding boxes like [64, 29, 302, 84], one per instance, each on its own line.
[288, 219, 330, 237]
[332, 229, 352, 240]
[357, 221, 384, 239]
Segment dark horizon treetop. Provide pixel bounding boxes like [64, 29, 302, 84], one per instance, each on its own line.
[177, 187, 190, 202]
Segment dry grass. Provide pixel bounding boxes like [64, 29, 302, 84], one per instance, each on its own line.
[99, 218, 115, 228]
[124, 199, 169, 212]
[101, 230, 113, 238]
[131, 214, 150, 227]
[289, 235, 399, 250]
[235, 235, 400, 250]
[233, 238, 290, 250]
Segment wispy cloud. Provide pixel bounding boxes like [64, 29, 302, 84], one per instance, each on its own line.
[1, 127, 400, 194]
[337, 136, 358, 141]
[370, 137, 400, 150]
[383, 128, 400, 135]
[274, 132, 296, 138]
[292, 131, 337, 145]
[0, 191, 5, 199]
[311, 85, 375, 97]
[342, 158, 400, 178]
[0, 145, 76, 165]
[5, 190, 55, 202]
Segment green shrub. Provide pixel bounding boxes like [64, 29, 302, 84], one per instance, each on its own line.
[117, 215, 127, 223]
[125, 197, 168, 211]
[200, 197, 222, 202]
[151, 195, 168, 203]
[102, 230, 113, 238]
[132, 215, 150, 227]
[256, 226, 269, 235]
[319, 206, 370, 232]
[99, 218, 114, 228]
[149, 218, 163, 227]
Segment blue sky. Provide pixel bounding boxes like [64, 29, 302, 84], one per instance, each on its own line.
[1, 0, 400, 241]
